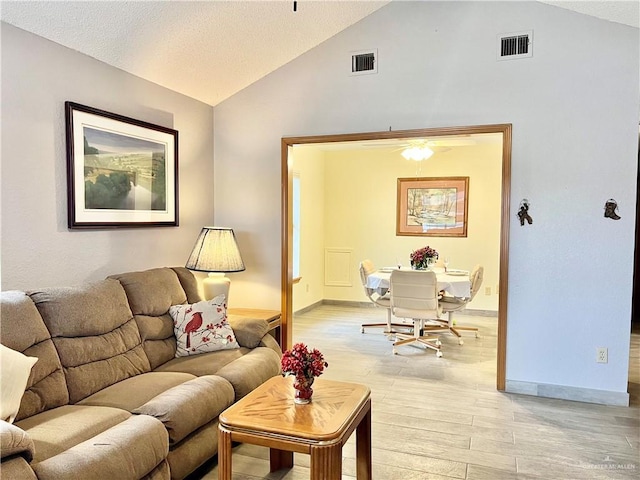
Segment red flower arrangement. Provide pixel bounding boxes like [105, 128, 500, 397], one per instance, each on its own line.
[281, 343, 328, 380]
[410, 245, 439, 269]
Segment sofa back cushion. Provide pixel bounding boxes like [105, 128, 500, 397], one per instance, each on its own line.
[29, 279, 150, 403]
[109, 267, 201, 369]
[0, 291, 69, 420]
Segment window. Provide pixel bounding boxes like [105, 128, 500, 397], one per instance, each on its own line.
[293, 173, 301, 280]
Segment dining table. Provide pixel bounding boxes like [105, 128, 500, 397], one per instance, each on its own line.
[366, 267, 471, 298]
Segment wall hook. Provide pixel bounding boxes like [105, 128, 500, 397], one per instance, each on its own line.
[604, 199, 621, 220]
[517, 199, 532, 226]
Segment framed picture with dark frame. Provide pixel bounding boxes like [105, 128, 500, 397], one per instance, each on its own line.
[65, 102, 179, 229]
[396, 176, 469, 237]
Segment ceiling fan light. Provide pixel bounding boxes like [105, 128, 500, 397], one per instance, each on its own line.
[401, 146, 433, 161]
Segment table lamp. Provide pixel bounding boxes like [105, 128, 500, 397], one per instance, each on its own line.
[185, 227, 245, 303]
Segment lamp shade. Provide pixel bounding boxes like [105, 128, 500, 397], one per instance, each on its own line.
[185, 227, 245, 273]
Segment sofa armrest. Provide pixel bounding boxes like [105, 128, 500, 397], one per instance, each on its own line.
[0, 420, 35, 462]
[227, 315, 269, 348]
[259, 333, 282, 356]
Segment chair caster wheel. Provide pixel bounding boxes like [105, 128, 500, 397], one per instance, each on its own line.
[436, 351, 443, 358]
[458, 339, 464, 345]
[435, 340, 442, 346]
[360, 327, 364, 334]
[393, 348, 398, 355]
[475, 333, 480, 338]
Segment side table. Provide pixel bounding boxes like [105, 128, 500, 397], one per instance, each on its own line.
[227, 308, 281, 346]
[218, 376, 372, 479]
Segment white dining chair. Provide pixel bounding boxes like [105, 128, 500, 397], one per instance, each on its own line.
[426, 264, 484, 345]
[389, 269, 443, 357]
[359, 260, 413, 335]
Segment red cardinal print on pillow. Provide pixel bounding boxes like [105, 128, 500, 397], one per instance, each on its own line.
[185, 311, 203, 349]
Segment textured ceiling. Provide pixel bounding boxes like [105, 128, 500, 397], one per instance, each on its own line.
[1, 1, 390, 106]
[1, 1, 637, 107]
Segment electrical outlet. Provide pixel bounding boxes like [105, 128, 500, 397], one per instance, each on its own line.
[484, 286, 491, 296]
[596, 347, 608, 363]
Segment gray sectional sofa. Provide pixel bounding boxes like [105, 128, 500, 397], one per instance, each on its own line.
[0, 267, 282, 480]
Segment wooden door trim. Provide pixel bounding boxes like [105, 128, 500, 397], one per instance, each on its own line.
[281, 124, 512, 390]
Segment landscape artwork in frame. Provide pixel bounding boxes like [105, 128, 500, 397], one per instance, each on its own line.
[65, 102, 179, 228]
[396, 177, 469, 237]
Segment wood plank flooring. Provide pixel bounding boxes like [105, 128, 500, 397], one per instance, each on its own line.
[195, 305, 639, 480]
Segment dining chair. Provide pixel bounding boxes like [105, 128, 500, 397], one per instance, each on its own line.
[425, 264, 484, 345]
[389, 269, 443, 357]
[359, 260, 413, 335]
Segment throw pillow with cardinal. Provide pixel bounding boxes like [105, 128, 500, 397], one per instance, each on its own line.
[169, 295, 239, 357]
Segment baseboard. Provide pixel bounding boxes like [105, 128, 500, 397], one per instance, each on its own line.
[461, 308, 498, 317]
[321, 299, 373, 309]
[315, 299, 497, 317]
[293, 300, 324, 315]
[506, 380, 630, 407]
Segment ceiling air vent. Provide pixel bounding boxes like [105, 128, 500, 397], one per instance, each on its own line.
[497, 31, 533, 60]
[350, 49, 377, 75]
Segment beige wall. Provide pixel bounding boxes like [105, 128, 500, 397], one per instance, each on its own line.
[293, 142, 502, 312]
[291, 147, 326, 312]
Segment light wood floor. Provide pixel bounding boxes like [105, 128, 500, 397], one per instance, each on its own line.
[197, 304, 639, 480]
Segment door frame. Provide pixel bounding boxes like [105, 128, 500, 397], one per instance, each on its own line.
[281, 123, 512, 390]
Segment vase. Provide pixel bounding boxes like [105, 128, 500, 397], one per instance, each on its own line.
[293, 376, 314, 404]
[411, 257, 435, 270]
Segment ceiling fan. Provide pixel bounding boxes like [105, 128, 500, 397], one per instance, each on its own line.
[360, 135, 478, 160]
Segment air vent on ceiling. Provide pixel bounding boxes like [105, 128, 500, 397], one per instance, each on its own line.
[497, 31, 533, 60]
[350, 49, 378, 75]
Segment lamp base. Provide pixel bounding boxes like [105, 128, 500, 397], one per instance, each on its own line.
[202, 273, 231, 304]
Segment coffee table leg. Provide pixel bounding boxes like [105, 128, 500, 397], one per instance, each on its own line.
[269, 448, 293, 472]
[310, 443, 342, 480]
[356, 406, 372, 479]
[218, 427, 232, 480]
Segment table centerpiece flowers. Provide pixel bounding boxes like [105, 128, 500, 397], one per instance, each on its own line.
[409, 246, 439, 270]
[281, 342, 328, 404]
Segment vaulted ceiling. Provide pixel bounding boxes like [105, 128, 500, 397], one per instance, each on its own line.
[1, 1, 637, 106]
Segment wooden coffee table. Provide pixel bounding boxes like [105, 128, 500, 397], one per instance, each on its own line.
[218, 375, 372, 479]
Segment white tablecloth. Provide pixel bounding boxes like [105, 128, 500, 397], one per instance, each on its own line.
[366, 268, 471, 298]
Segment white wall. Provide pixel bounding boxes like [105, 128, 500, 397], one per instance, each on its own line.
[1, 23, 215, 290]
[214, 1, 639, 402]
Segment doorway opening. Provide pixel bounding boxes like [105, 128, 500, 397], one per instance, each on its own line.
[281, 124, 512, 390]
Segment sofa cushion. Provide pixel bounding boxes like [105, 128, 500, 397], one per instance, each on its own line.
[110, 268, 188, 317]
[0, 291, 69, 421]
[153, 347, 250, 376]
[15, 405, 131, 463]
[110, 268, 191, 369]
[170, 296, 239, 357]
[143, 460, 170, 480]
[31, 415, 168, 480]
[170, 267, 202, 304]
[1, 345, 38, 423]
[77, 372, 196, 411]
[214, 347, 282, 401]
[29, 280, 151, 403]
[0, 456, 37, 480]
[133, 375, 235, 444]
[133, 314, 177, 370]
